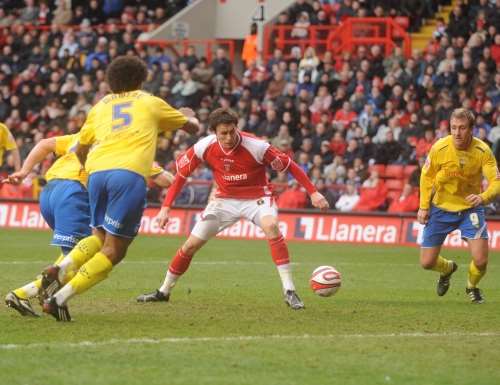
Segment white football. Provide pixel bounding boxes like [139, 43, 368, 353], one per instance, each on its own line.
[310, 265, 341, 297]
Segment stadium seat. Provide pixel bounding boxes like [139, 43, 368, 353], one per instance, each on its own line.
[384, 165, 404, 179]
[387, 189, 401, 202]
[385, 178, 404, 190]
[369, 164, 386, 177]
[403, 165, 418, 179]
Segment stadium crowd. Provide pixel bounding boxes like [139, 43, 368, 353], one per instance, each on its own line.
[0, 0, 499, 214]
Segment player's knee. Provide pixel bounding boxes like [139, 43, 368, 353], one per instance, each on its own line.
[181, 239, 204, 256]
[100, 245, 126, 264]
[420, 259, 435, 270]
[474, 258, 488, 270]
[260, 219, 280, 238]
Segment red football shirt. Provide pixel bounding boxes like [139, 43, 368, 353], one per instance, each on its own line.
[163, 131, 316, 206]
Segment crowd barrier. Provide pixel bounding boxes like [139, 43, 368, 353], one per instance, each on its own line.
[2, 200, 500, 250]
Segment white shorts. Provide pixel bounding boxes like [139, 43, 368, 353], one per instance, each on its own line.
[191, 196, 278, 240]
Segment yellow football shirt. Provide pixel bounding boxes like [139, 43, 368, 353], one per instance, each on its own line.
[79, 91, 187, 178]
[0, 122, 17, 167]
[45, 134, 88, 186]
[420, 135, 500, 212]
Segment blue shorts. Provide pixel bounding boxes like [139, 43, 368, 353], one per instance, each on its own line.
[422, 205, 488, 247]
[87, 170, 146, 238]
[39, 179, 91, 248]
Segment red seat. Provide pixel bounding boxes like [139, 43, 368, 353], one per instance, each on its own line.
[387, 189, 401, 202]
[385, 178, 404, 190]
[404, 165, 418, 179]
[385, 165, 404, 179]
[369, 164, 386, 178]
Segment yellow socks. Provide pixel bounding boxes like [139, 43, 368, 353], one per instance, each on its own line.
[13, 278, 41, 299]
[467, 261, 486, 289]
[432, 255, 454, 276]
[57, 235, 103, 282]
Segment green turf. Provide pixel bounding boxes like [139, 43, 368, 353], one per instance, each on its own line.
[0, 229, 499, 385]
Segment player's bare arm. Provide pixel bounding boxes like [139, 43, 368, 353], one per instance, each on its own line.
[75, 142, 91, 167]
[151, 170, 174, 188]
[179, 108, 200, 135]
[4, 137, 56, 185]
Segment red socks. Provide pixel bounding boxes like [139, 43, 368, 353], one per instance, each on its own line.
[168, 248, 193, 275]
[268, 235, 290, 266]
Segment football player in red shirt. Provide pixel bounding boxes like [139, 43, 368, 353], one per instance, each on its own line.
[137, 108, 329, 309]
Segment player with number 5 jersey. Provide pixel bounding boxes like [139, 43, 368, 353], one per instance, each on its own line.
[40, 56, 200, 321]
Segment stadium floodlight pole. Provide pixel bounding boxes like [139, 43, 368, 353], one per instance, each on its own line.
[252, 0, 265, 66]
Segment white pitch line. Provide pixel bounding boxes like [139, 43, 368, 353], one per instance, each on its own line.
[0, 260, 448, 267]
[1, 332, 499, 350]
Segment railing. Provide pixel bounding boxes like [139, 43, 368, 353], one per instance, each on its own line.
[327, 17, 411, 58]
[136, 39, 235, 66]
[264, 17, 411, 60]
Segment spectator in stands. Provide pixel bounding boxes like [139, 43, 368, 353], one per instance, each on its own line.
[354, 170, 388, 212]
[333, 101, 358, 130]
[299, 46, 320, 83]
[388, 183, 419, 213]
[375, 130, 403, 164]
[335, 181, 359, 212]
[291, 12, 310, 38]
[211, 48, 232, 95]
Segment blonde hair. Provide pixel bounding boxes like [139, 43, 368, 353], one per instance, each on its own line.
[450, 108, 475, 129]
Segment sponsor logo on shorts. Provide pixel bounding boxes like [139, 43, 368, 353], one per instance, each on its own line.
[53, 234, 78, 244]
[105, 215, 124, 229]
[222, 173, 248, 182]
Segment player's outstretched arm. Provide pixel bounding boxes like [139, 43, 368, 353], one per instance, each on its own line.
[287, 161, 329, 210]
[75, 142, 91, 167]
[178, 107, 200, 135]
[3, 137, 56, 185]
[151, 170, 175, 188]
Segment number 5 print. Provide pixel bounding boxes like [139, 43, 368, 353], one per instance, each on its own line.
[112, 102, 132, 130]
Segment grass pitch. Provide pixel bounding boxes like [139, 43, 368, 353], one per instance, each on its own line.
[1, 229, 499, 385]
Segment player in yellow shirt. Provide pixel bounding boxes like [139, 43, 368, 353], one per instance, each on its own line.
[418, 108, 500, 304]
[4, 133, 174, 317]
[0, 122, 21, 171]
[41, 55, 199, 321]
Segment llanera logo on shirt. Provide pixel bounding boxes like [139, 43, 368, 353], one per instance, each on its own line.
[223, 173, 248, 182]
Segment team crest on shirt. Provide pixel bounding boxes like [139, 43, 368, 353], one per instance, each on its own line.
[270, 157, 284, 171]
[459, 158, 465, 169]
[223, 158, 233, 171]
[178, 153, 189, 169]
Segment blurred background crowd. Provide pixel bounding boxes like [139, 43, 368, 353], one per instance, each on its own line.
[0, 0, 499, 214]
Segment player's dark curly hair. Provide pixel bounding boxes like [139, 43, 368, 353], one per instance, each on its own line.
[450, 108, 475, 129]
[208, 108, 239, 131]
[106, 56, 148, 93]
